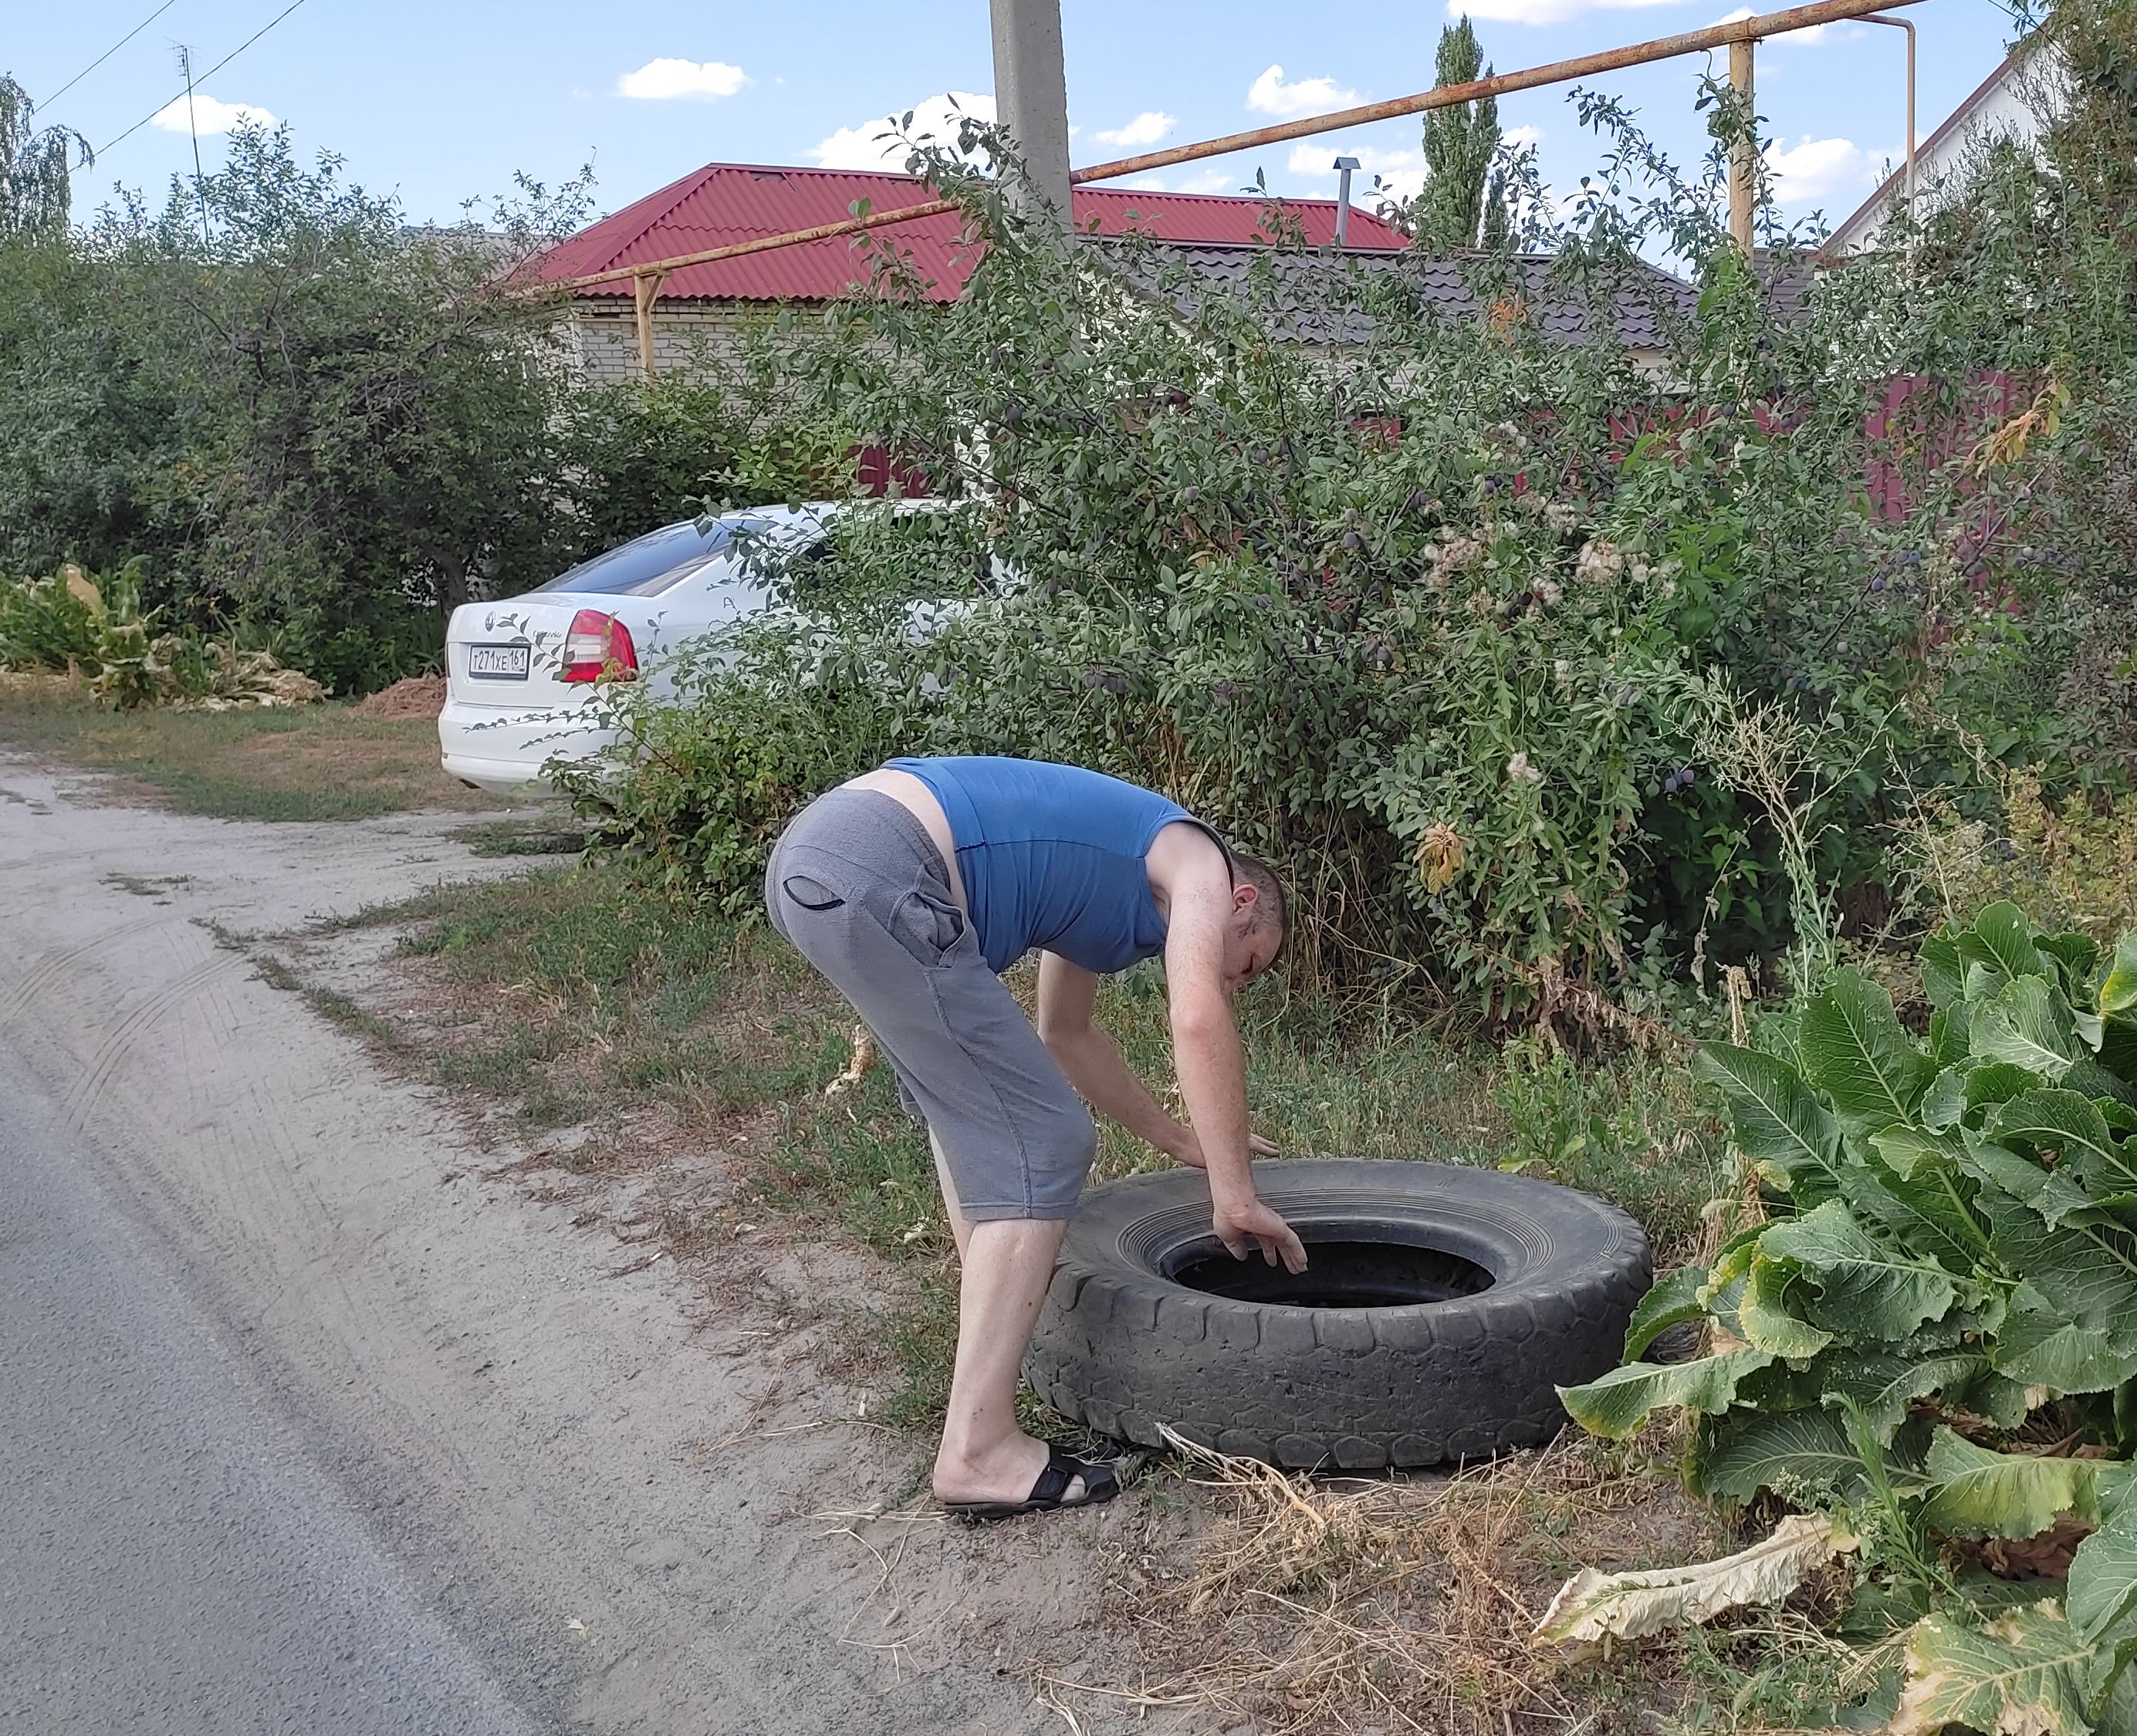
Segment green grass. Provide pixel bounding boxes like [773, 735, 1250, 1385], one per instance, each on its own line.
[0, 688, 503, 821]
[316, 863, 1730, 1425]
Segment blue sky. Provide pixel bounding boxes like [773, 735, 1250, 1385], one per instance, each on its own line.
[15, 0, 2022, 237]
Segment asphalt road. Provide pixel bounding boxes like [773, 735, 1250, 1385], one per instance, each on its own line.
[0, 1047, 549, 1736]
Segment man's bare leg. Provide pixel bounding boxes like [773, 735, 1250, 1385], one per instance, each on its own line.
[928, 1128, 976, 1265]
[930, 1217, 1086, 1505]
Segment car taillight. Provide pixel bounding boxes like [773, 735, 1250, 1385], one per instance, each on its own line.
[560, 610, 637, 683]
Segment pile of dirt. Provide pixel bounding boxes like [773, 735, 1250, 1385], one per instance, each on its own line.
[354, 674, 447, 719]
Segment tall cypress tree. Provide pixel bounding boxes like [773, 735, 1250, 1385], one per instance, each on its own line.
[1, 76, 87, 241]
[1416, 17, 1510, 252]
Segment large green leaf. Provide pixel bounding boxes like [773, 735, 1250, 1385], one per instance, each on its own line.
[1918, 1427, 2103, 1539]
[1873, 1124, 1967, 1181]
[1919, 1067, 1968, 1133]
[1956, 900, 2051, 986]
[1694, 1406, 1868, 1503]
[2069, 1500, 2137, 1644]
[1820, 1349, 1988, 1443]
[1982, 1187, 2137, 1393]
[1921, 930, 1966, 1011]
[1929, 1001, 1974, 1069]
[2069, 1053, 2137, 1112]
[1557, 1349, 1774, 1441]
[2039, 931, 2101, 996]
[1966, 1060, 2047, 1112]
[1845, 1148, 1990, 1276]
[1801, 968, 1932, 1130]
[1622, 1265, 1709, 1360]
[1970, 975, 2082, 1082]
[1892, 1603, 2103, 1736]
[1957, 1132, 2100, 1230]
[1738, 1255, 1838, 1358]
[1692, 1045, 1846, 1204]
[1989, 1088, 2137, 1197]
[1757, 1200, 1964, 1346]
[2103, 1015, 2137, 1089]
[2103, 934, 2137, 1019]
[1996, 1282, 2137, 1395]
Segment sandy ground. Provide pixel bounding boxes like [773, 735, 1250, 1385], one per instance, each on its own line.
[0, 759, 1205, 1735]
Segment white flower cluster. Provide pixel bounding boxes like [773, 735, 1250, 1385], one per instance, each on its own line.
[1575, 539, 1631, 585]
[1422, 527, 1489, 588]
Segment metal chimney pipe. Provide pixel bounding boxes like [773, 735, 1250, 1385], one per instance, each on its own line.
[1333, 154, 1361, 246]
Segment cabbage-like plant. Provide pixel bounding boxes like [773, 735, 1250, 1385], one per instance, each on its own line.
[1563, 902, 2137, 1727]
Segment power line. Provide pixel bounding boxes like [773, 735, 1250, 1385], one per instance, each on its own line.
[96, 0, 313, 155]
[39, 0, 178, 110]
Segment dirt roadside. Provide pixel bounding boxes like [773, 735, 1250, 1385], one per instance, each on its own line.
[0, 760, 1185, 1736]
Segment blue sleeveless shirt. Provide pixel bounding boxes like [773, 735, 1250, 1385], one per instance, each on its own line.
[884, 756, 1212, 975]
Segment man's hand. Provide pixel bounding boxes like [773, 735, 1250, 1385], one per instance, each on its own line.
[1212, 1197, 1308, 1273]
[1169, 1125, 1280, 1169]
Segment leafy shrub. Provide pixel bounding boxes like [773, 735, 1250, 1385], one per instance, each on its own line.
[0, 566, 107, 670]
[0, 127, 770, 694]
[1906, 767, 2137, 951]
[578, 137, 2126, 1008]
[1561, 901, 2137, 1727]
[552, 618, 921, 914]
[1, 562, 321, 708]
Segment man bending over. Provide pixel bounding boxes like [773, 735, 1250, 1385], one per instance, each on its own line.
[766, 755, 1306, 1521]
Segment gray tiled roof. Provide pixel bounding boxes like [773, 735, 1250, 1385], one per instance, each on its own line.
[1085, 238, 1699, 353]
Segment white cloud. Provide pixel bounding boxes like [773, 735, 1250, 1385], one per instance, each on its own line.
[1247, 65, 1361, 119]
[1712, 6, 1841, 43]
[617, 57, 747, 100]
[1504, 123, 1545, 150]
[150, 94, 275, 136]
[807, 91, 996, 172]
[1462, 0, 1679, 26]
[1767, 134, 1872, 202]
[1094, 110, 1176, 148]
[1288, 140, 1429, 201]
[1173, 167, 1245, 194]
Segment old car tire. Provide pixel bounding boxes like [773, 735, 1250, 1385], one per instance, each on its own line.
[1024, 1159, 1651, 1470]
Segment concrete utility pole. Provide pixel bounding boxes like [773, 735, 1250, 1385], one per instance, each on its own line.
[1727, 37, 1757, 252]
[989, 0, 1073, 219]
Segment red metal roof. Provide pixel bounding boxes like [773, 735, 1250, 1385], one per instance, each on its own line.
[530, 162, 1408, 302]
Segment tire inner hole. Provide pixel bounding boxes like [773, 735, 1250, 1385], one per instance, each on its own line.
[1165, 1238, 1496, 1309]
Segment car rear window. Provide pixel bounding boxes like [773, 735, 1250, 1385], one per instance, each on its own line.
[533, 518, 769, 599]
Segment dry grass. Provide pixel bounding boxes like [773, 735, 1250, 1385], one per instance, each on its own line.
[0, 684, 502, 819]
[1040, 1427, 1733, 1736]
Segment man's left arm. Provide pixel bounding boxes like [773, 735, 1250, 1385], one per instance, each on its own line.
[1161, 848, 1307, 1273]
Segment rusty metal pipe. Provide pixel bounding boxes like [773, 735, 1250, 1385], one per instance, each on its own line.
[548, 198, 965, 294]
[1067, 0, 1919, 183]
[546, 0, 1922, 295]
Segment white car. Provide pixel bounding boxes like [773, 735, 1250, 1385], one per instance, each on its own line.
[440, 503, 866, 798]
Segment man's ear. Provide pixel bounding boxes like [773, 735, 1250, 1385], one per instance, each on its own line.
[1232, 881, 1260, 917]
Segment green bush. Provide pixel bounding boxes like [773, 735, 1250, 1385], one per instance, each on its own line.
[1563, 901, 2137, 1728]
[0, 128, 766, 694]
[573, 79, 2130, 1008]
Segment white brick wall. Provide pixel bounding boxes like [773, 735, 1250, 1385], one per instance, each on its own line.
[564, 300, 790, 384]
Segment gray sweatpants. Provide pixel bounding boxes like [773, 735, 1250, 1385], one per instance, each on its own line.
[764, 788, 1097, 1221]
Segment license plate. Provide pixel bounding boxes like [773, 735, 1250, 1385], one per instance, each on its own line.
[468, 643, 530, 681]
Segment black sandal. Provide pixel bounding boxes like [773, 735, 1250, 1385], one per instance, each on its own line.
[942, 1444, 1121, 1523]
